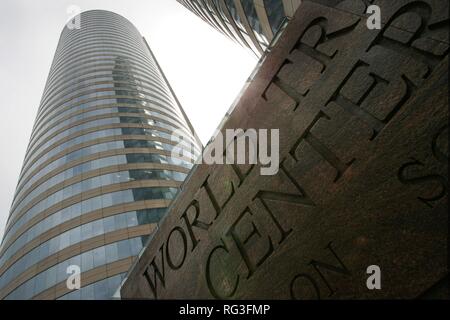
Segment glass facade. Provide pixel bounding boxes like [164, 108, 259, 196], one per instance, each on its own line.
[177, 0, 301, 57]
[0, 10, 201, 300]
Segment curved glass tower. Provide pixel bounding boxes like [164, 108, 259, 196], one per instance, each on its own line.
[0, 10, 201, 300]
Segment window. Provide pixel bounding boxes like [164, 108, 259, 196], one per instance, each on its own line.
[34, 273, 46, 294]
[52, 211, 62, 227]
[69, 226, 81, 244]
[242, 0, 268, 44]
[101, 173, 113, 185]
[57, 261, 69, 283]
[114, 214, 127, 230]
[263, 0, 285, 34]
[117, 240, 131, 260]
[49, 237, 59, 255]
[70, 202, 81, 219]
[105, 242, 118, 263]
[103, 216, 115, 233]
[45, 265, 57, 289]
[23, 280, 35, 300]
[101, 192, 113, 208]
[91, 219, 104, 237]
[81, 251, 93, 271]
[64, 288, 81, 300]
[94, 279, 109, 300]
[59, 231, 70, 250]
[107, 274, 122, 295]
[81, 178, 93, 191]
[130, 237, 143, 256]
[70, 254, 81, 267]
[38, 241, 50, 260]
[92, 246, 106, 268]
[81, 222, 93, 240]
[81, 199, 92, 213]
[81, 283, 94, 300]
[126, 211, 138, 227]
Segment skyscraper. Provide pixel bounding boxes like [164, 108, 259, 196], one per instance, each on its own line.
[177, 0, 301, 57]
[0, 10, 201, 300]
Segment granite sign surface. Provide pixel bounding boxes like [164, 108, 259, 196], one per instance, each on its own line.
[121, 0, 449, 299]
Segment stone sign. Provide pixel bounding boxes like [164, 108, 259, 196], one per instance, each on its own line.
[121, 0, 449, 299]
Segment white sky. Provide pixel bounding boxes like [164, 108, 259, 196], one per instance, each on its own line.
[0, 0, 257, 238]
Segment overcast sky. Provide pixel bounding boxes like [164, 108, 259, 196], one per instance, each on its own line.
[0, 0, 256, 238]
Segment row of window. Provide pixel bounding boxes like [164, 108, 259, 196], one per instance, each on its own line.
[23, 108, 193, 177]
[37, 64, 169, 125]
[187, 0, 282, 56]
[53, 33, 149, 74]
[25, 110, 132, 170]
[13, 127, 196, 214]
[34, 92, 182, 143]
[45, 62, 163, 105]
[191, 0, 252, 53]
[22, 127, 175, 208]
[18, 137, 194, 198]
[20, 125, 196, 199]
[28, 110, 126, 165]
[40, 76, 173, 117]
[48, 54, 158, 88]
[2, 153, 191, 248]
[31, 94, 189, 155]
[205, 0, 261, 53]
[223, 0, 262, 54]
[44, 47, 157, 98]
[241, 0, 269, 45]
[31, 89, 184, 151]
[19, 147, 166, 218]
[50, 37, 152, 78]
[54, 30, 148, 65]
[60, 14, 140, 42]
[58, 24, 143, 50]
[60, 16, 141, 43]
[47, 11, 155, 93]
[1, 186, 175, 283]
[40, 65, 171, 114]
[10, 168, 186, 244]
[36, 107, 192, 169]
[0, 208, 163, 290]
[45, 48, 162, 93]
[48, 48, 157, 85]
[16, 138, 192, 218]
[23, 123, 127, 189]
[50, 44, 151, 73]
[41, 82, 172, 124]
[19, 114, 192, 191]
[48, 41, 152, 80]
[4, 236, 146, 300]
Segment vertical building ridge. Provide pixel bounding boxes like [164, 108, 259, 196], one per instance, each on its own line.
[177, 0, 300, 57]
